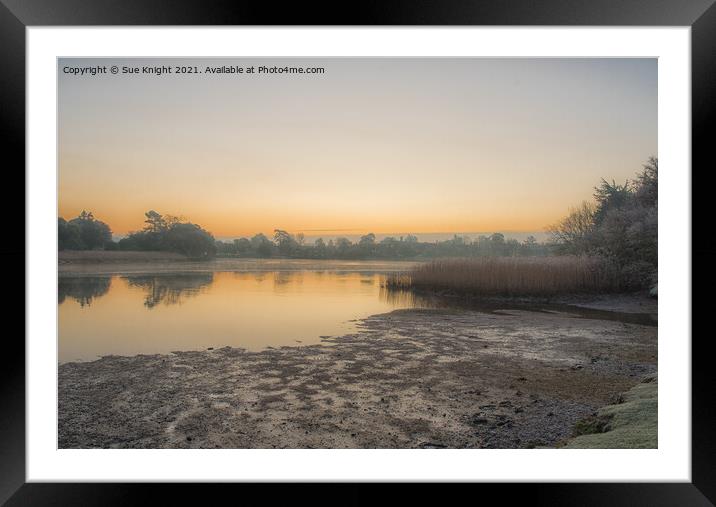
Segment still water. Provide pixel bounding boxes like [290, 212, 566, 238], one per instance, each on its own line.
[59, 266, 417, 363]
[58, 260, 656, 363]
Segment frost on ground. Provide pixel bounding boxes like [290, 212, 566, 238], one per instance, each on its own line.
[59, 307, 656, 449]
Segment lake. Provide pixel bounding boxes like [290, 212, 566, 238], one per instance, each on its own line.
[58, 259, 420, 363]
[58, 258, 656, 363]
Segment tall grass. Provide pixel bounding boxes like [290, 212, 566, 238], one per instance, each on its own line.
[384, 256, 620, 296]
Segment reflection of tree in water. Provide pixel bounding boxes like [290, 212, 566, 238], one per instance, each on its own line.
[230, 272, 269, 283]
[58, 277, 111, 307]
[273, 271, 304, 291]
[124, 273, 214, 308]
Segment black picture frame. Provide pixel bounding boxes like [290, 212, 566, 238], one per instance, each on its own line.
[3, 0, 713, 504]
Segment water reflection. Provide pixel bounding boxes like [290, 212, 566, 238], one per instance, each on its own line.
[380, 286, 657, 326]
[273, 271, 303, 291]
[251, 272, 268, 283]
[58, 268, 655, 363]
[58, 270, 409, 362]
[58, 277, 111, 307]
[378, 285, 453, 309]
[124, 273, 214, 308]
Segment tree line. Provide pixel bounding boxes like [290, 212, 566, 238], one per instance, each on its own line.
[548, 157, 657, 289]
[58, 210, 550, 261]
[215, 230, 550, 260]
[58, 210, 217, 259]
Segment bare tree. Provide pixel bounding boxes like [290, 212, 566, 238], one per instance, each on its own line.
[548, 201, 596, 253]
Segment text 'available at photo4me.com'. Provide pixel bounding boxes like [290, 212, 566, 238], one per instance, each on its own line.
[62, 63, 327, 77]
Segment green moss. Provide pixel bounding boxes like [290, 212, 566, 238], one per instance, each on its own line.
[564, 374, 657, 449]
[572, 414, 613, 437]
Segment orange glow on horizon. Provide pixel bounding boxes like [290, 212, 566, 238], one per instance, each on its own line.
[59, 58, 657, 239]
[56, 203, 578, 238]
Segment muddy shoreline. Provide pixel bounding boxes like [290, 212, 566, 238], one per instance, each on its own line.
[59, 299, 657, 449]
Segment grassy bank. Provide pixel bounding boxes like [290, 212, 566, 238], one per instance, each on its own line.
[564, 375, 657, 449]
[384, 256, 620, 297]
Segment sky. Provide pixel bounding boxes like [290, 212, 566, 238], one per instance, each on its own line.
[58, 58, 657, 240]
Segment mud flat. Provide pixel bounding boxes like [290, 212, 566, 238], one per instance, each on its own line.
[59, 304, 657, 449]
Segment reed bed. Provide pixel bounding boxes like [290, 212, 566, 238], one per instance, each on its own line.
[384, 256, 620, 296]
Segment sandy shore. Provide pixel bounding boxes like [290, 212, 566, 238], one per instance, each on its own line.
[59, 303, 656, 449]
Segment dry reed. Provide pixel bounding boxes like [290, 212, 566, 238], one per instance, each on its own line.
[384, 256, 620, 296]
